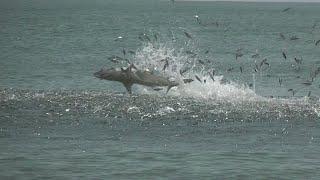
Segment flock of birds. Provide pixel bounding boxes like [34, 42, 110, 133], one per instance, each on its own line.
[108, 6, 320, 98]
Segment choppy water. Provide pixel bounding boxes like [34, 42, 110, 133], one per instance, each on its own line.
[1, 0, 320, 179]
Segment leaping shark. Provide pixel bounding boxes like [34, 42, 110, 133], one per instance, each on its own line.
[94, 64, 180, 94]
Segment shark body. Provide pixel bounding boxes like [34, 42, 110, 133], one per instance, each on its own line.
[94, 65, 179, 94]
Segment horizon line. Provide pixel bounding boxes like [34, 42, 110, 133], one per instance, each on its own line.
[175, 0, 320, 2]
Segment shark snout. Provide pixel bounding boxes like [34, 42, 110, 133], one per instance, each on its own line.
[94, 68, 113, 80]
[94, 69, 104, 79]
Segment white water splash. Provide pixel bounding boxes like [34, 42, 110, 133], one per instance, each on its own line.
[133, 42, 186, 78]
[132, 43, 263, 102]
[172, 75, 260, 102]
[156, 106, 175, 116]
[313, 107, 320, 117]
[127, 106, 141, 113]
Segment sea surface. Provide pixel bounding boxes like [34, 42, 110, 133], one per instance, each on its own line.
[1, 0, 320, 179]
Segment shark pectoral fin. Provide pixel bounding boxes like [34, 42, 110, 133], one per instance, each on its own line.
[123, 83, 133, 94]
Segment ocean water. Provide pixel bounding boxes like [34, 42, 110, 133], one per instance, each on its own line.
[1, 0, 320, 179]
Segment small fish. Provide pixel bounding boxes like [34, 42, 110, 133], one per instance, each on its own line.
[211, 69, 215, 77]
[312, 22, 317, 29]
[204, 50, 209, 54]
[108, 55, 123, 63]
[171, 64, 177, 72]
[259, 59, 270, 71]
[260, 58, 268, 68]
[307, 91, 312, 97]
[220, 78, 228, 85]
[291, 63, 300, 71]
[282, 51, 287, 60]
[153, 33, 158, 41]
[294, 57, 302, 64]
[195, 75, 202, 83]
[254, 63, 261, 71]
[114, 36, 123, 41]
[162, 58, 169, 71]
[110, 59, 120, 63]
[302, 81, 312, 86]
[314, 67, 320, 77]
[144, 34, 151, 42]
[227, 67, 234, 72]
[138, 33, 151, 42]
[190, 54, 197, 58]
[236, 52, 243, 60]
[153, 87, 163, 91]
[184, 31, 193, 39]
[209, 74, 214, 82]
[138, 36, 144, 41]
[185, 50, 196, 55]
[240, 66, 243, 73]
[290, 36, 299, 40]
[183, 78, 194, 83]
[315, 39, 320, 46]
[198, 60, 205, 65]
[279, 33, 286, 40]
[236, 48, 243, 52]
[179, 67, 190, 76]
[128, 50, 136, 55]
[209, 70, 215, 82]
[288, 89, 296, 96]
[254, 63, 260, 72]
[160, 57, 169, 62]
[282, 7, 291, 12]
[194, 15, 201, 24]
[251, 53, 259, 58]
[279, 77, 283, 86]
[122, 48, 126, 57]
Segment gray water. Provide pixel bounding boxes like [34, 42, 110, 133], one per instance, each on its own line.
[1, 0, 320, 179]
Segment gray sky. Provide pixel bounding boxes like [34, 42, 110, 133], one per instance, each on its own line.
[177, 0, 320, 2]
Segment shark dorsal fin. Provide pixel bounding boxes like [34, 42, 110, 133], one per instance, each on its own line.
[121, 63, 137, 73]
[128, 63, 137, 71]
[121, 67, 131, 74]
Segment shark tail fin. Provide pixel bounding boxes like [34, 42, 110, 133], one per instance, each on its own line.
[166, 84, 175, 94]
